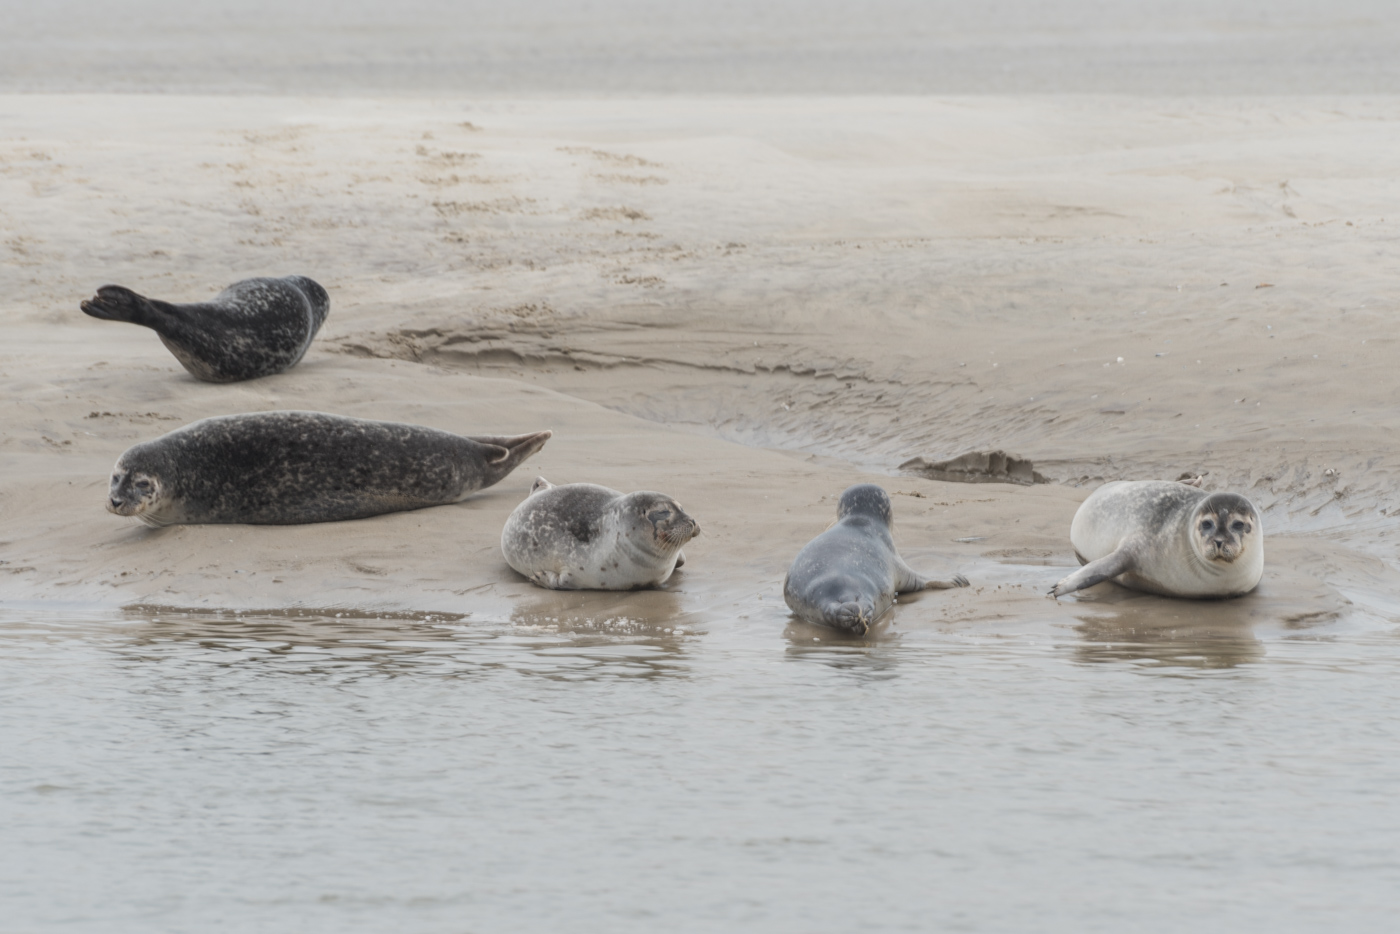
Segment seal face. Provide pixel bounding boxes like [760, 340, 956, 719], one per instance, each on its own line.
[783, 484, 968, 636]
[107, 411, 551, 526]
[500, 478, 700, 590]
[80, 276, 331, 382]
[1050, 480, 1264, 599]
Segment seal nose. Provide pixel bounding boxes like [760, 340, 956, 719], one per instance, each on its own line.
[110, 497, 122, 509]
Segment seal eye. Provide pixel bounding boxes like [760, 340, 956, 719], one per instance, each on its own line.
[135, 479, 152, 493]
[1200, 519, 1215, 533]
[647, 508, 672, 524]
[1231, 520, 1246, 533]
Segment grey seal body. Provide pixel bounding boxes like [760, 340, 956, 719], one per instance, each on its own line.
[81, 276, 330, 382]
[783, 484, 969, 636]
[107, 411, 551, 526]
[501, 478, 700, 590]
[1051, 480, 1263, 599]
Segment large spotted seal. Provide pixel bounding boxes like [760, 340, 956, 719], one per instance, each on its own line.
[107, 411, 551, 526]
[501, 478, 700, 590]
[1050, 480, 1263, 599]
[80, 276, 330, 382]
[784, 484, 969, 635]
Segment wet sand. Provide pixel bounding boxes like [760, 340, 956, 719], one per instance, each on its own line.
[3, 94, 1399, 634]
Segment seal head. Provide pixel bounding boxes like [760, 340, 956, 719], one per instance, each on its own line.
[1190, 492, 1258, 565]
[108, 464, 170, 525]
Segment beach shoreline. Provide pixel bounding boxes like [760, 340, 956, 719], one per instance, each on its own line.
[3, 93, 1398, 633]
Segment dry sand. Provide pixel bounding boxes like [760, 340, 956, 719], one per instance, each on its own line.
[3, 94, 1398, 638]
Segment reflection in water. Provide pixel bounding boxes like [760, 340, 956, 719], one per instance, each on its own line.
[782, 618, 903, 680]
[1064, 575, 1344, 670]
[1073, 613, 1264, 670]
[114, 601, 693, 683]
[6, 600, 1400, 933]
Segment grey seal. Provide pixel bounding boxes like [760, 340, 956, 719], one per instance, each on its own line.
[80, 276, 330, 382]
[783, 484, 969, 635]
[1050, 480, 1263, 599]
[107, 411, 551, 526]
[501, 478, 700, 590]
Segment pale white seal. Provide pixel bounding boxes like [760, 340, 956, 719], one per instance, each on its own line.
[1051, 480, 1263, 599]
[501, 478, 700, 590]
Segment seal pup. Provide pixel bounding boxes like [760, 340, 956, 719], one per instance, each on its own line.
[106, 411, 551, 526]
[80, 276, 330, 382]
[784, 484, 969, 636]
[1050, 480, 1263, 599]
[501, 478, 700, 590]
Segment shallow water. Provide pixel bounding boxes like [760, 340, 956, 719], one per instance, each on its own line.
[5, 602, 1400, 932]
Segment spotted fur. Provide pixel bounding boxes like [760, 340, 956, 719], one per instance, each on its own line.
[107, 412, 551, 526]
[501, 478, 700, 590]
[81, 276, 330, 382]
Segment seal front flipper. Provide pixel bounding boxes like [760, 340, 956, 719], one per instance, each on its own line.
[1050, 546, 1136, 598]
[894, 556, 968, 592]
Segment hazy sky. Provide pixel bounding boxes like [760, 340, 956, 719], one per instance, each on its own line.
[3, 0, 1399, 93]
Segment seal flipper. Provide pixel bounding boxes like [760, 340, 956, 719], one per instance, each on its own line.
[80, 285, 169, 328]
[471, 430, 553, 486]
[1050, 546, 1137, 598]
[893, 556, 968, 592]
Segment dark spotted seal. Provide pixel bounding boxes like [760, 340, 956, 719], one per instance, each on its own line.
[1050, 480, 1263, 598]
[784, 484, 969, 635]
[106, 411, 551, 526]
[80, 276, 330, 382]
[501, 478, 700, 590]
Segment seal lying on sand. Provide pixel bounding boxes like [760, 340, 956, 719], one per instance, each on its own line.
[784, 484, 969, 635]
[81, 276, 330, 382]
[1050, 480, 1263, 599]
[107, 411, 551, 526]
[501, 478, 700, 590]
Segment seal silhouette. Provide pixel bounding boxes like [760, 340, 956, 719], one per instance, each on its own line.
[106, 411, 551, 526]
[80, 276, 330, 382]
[501, 478, 700, 590]
[784, 484, 968, 635]
[1050, 480, 1263, 599]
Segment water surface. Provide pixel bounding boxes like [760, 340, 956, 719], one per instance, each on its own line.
[4, 602, 1399, 932]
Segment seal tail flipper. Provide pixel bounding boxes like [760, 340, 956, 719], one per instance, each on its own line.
[471, 430, 553, 484]
[1050, 547, 1136, 598]
[80, 285, 167, 327]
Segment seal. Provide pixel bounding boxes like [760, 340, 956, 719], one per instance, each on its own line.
[783, 484, 969, 635]
[106, 411, 551, 526]
[80, 276, 330, 382]
[1050, 480, 1263, 599]
[501, 478, 700, 590]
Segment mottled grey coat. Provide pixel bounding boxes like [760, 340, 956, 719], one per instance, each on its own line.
[81, 276, 330, 382]
[107, 411, 551, 526]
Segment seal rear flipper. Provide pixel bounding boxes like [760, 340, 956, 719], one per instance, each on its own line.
[472, 430, 553, 485]
[1050, 547, 1136, 598]
[80, 285, 165, 327]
